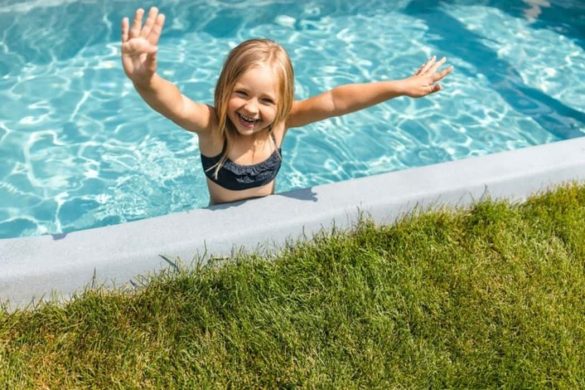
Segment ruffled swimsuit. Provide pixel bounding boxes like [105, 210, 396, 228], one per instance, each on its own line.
[200, 133, 282, 191]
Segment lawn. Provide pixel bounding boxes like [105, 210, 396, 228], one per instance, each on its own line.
[1, 183, 584, 388]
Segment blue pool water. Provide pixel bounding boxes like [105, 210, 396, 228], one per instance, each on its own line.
[1, 0, 584, 239]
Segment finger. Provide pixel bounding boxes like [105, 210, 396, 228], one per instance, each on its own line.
[121, 17, 129, 43]
[141, 7, 158, 38]
[432, 66, 453, 83]
[430, 57, 447, 74]
[130, 8, 144, 39]
[149, 13, 166, 46]
[413, 63, 424, 76]
[419, 55, 436, 75]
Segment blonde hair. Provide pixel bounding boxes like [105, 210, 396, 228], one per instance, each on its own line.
[209, 38, 295, 179]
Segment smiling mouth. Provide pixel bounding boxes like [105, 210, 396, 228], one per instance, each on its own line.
[238, 113, 259, 127]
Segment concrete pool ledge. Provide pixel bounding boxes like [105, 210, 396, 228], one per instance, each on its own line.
[2, 137, 585, 309]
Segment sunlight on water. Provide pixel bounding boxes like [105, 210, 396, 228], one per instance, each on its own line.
[0, 0, 584, 238]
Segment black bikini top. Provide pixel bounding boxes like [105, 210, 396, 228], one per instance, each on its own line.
[200, 133, 282, 191]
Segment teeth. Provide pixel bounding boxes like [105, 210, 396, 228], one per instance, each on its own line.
[239, 113, 257, 123]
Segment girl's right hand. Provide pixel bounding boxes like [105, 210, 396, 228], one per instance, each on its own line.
[121, 7, 166, 87]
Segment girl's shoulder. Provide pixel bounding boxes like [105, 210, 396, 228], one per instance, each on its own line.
[197, 111, 223, 157]
[272, 121, 287, 147]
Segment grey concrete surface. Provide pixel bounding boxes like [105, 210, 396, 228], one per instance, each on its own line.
[1, 137, 585, 310]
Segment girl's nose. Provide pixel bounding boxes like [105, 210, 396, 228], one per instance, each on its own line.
[243, 99, 259, 114]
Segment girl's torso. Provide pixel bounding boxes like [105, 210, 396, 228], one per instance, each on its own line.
[198, 121, 287, 205]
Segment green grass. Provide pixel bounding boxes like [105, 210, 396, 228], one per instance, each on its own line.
[1, 184, 584, 388]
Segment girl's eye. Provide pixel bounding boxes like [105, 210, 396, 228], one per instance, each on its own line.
[235, 90, 247, 96]
[262, 99, 275, 105]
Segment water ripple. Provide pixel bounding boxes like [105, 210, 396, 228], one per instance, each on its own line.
[1, 0, 583, 238]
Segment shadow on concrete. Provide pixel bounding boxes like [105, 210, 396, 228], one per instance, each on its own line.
[278, 187, 319, 202]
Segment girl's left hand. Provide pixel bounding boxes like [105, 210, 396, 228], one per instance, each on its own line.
[402, 56, 453, 98]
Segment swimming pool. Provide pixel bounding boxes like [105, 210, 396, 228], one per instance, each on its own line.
[1, 0, 584, 239]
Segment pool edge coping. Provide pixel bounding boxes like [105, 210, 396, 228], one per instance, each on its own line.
[2, 137, 585, 310]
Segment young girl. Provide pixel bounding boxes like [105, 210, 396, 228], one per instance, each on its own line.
[121, 7, 452, 205]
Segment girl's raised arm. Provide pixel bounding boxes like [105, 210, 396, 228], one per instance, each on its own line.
[286, 56, 452, 129]
[121, 7, 214, 134]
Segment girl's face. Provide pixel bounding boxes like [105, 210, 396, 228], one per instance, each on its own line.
[227, 64, 279, 136]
